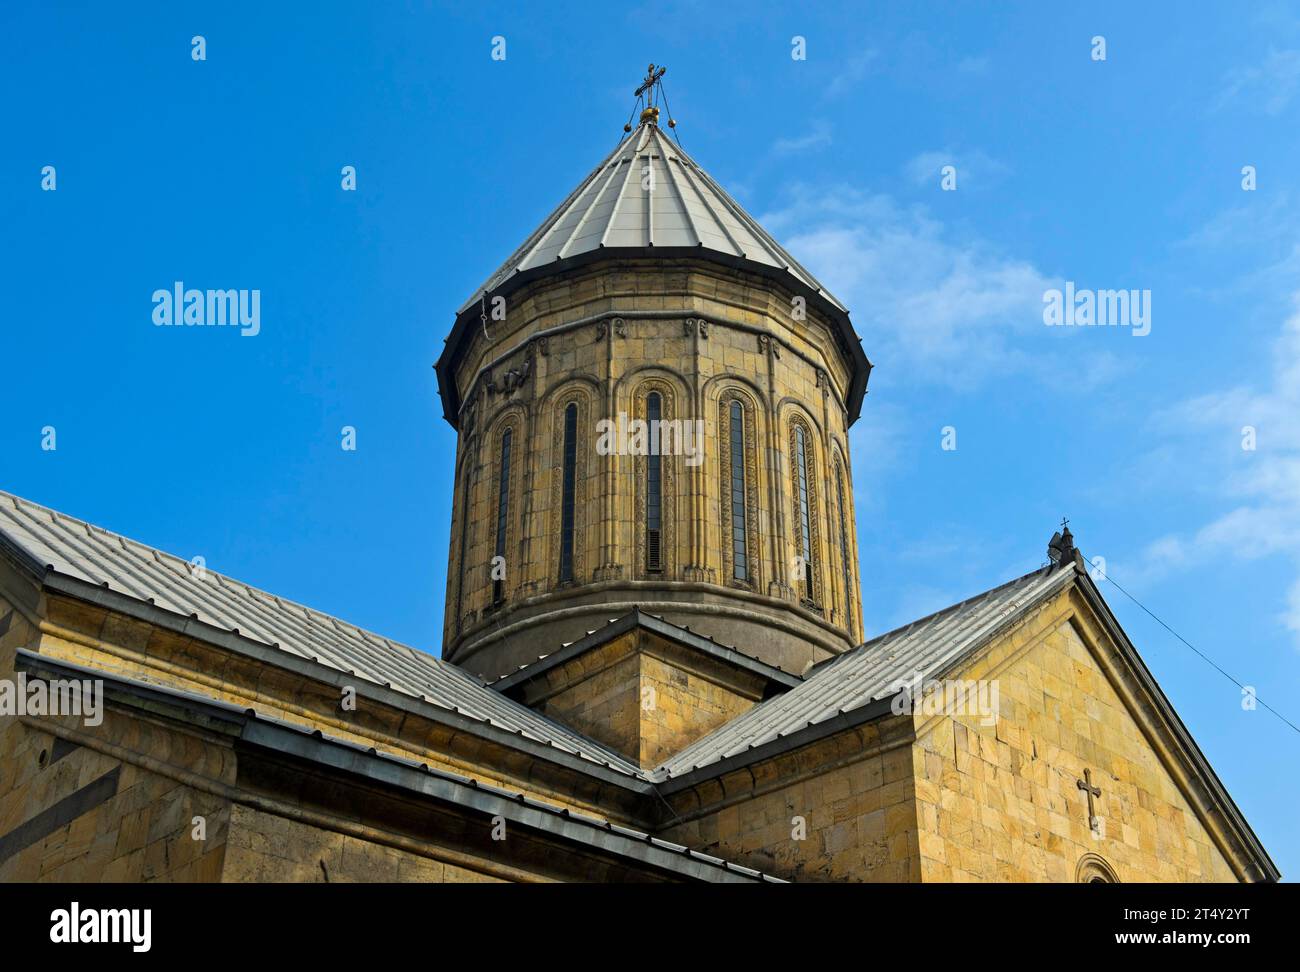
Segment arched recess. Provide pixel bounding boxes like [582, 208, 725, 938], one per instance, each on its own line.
[831, 446, 858, 638]
[549, 384, 594, 588]
[485, 407, 524, 610]
[537, 372, 602, 412]
[786, 408, 825, 612]
[614, 361, 694, 399]
[628, 374, 688, 580]
[717, 385, 763, 592]
[1076, 854, 1120, 883]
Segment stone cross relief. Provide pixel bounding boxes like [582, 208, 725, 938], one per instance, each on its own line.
[1077, 768, 1104, 838]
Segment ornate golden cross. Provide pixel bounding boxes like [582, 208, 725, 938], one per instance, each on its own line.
[635, 63, 666, 98]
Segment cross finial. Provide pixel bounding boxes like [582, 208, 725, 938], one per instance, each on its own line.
[635, 62, 666, 99]
[627, 63, 672, 131]
[1047, 516, 1078, 567]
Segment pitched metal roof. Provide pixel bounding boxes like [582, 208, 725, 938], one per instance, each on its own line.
[655, 565, 1076, 779]
[0, 490, 645, 779]
[457, 120, 846, 316]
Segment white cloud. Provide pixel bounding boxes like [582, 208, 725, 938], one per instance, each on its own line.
[1136, 294, 1300, 645]
[772, 120, 832, 155]
[825, 49, 878, 99]
[760, 186, 1066, 388]
[1284, 579, 1300, 641]
[903, 148, 1009, 189]
[1215, 47, 1300, 115]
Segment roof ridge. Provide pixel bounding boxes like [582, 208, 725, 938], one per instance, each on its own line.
[810, 563, 1063, 674]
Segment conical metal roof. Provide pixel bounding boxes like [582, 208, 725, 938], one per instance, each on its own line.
[457, 121, 847, 315]
[438, 118, 870, 429]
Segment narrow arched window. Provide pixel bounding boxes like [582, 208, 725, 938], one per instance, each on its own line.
[794, 424, 814, 597]
[645, 392, 663, 572]
[835, 462, 852, 631]
[729, 400, 748, 581]
[559, 402, 578, 582]
[492, 428, 512, 605]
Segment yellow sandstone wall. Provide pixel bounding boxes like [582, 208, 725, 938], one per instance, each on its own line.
[222, 805, 504, 883]
[519, 628, 766, 768]
[909, 586, 1242, 882]
[658, 715, 922, 882]
[638, 650, 758, 768]
[0, 723, 229, 882]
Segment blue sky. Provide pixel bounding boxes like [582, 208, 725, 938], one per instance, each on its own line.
[3, 2, 1298, 879]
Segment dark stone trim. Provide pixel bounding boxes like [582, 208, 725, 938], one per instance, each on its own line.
[0, 765, 121, 865]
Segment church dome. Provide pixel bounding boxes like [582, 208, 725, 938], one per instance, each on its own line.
[435, 106, 872, 681]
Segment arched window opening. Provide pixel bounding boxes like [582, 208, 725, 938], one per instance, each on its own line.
[794, 424, 814, 598]
[835, 463, 852, 631]
[559, 403, 578, 583]
[646, 392, 663, 572]
[492, 428, 512, 605]
[729, 400, 748, 581]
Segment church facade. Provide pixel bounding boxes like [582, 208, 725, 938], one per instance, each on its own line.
[0, 105, 1277, 883]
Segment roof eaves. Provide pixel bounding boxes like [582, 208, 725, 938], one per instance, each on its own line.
[0, 524, 49, 582]
[653, 694, 901, 793]
[33, 569, 653, 788]
[14, 650, 779, 883]
[435, 247, 866, 429]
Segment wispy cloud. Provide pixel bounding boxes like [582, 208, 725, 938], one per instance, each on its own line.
[772, 120, 832, 155]
[1214, 47, 1300, 115]
[1178, 191, 1296, 253]
[760, 186, 1076, 388]
[824, 49, 878, 98]
[1137, 293, 1300, 644]
[903, 148, 1010, 190]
